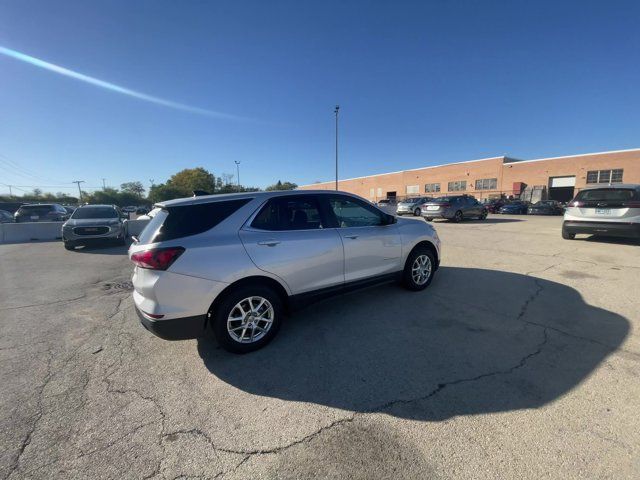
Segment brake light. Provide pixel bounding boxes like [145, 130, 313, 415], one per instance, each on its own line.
[570, 201, 583, 207]
[131, 247, 185, 270]
[623, 201, 640, 208]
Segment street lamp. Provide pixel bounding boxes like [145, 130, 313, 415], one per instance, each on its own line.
[234, 161, 241, 191]
[334, 105, 340, 190]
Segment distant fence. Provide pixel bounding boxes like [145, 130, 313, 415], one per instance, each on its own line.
[0, 219, 150, 244]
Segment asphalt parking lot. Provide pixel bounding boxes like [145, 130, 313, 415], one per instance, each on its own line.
[1, 215, 638, 479]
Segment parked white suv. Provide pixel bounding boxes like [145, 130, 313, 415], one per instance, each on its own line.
[562, 184, 640, 240]
[129, 191, 441, 353]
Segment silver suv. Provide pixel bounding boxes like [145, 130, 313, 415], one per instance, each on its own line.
[62, 204, 127, 250]
[396, 197, 433, 216]
[129, 191, 441, 353]
[422, 195, 488, 222]
[562, 184, 640, 240]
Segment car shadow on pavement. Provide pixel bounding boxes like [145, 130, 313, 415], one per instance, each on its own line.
[582, 235, 640, 246]
[72, 242, 130, 255]
[431, 218, 523, 223]
[197, 267, 628, 421]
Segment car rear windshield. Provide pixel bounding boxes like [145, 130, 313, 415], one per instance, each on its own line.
[72, 207, 118, 219]
[431, 197, 455, 203]
[574, 188, 638, 203]
[138, 198, 251, 244]
[17, 205, 53, 215]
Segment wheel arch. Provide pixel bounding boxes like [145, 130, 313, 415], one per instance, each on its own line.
[206, 275, 290, 324]
[405, 240, 440, 270]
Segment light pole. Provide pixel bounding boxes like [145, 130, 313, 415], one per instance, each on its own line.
[234, 161, 241, 191]
[102, 178, 106, 190]
[334, 105, 339, 190]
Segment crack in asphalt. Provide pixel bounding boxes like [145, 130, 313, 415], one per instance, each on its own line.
[0, 293, 87, 312]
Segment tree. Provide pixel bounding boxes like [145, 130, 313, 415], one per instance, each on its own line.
[32, 188, 43, 197]
[147, 183, 186, 204]
[265, 180, 298, 191]
[167, 168, 216, 195]
[120, 181, 145, 198]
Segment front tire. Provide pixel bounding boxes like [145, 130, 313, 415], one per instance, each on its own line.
[64, 242, 75, 251]
[210, 285, 283, 353]
[402, 247, 436, 291]
[413, 207, 421, 216]
[479, 210, 488, 220]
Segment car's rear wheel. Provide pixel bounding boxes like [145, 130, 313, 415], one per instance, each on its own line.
[425, 217, 433, 222]
[413, 207, 421, 216]
[479, 210, 488, 220]
[453, 210, 463, 223]
[211, 285, 283, 353]
[562, 227, 575, 240]
[402, 247, 435, 291]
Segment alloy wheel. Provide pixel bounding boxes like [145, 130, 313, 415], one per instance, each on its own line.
[411, 254, 432, 286]
[227, 296, 274, 343]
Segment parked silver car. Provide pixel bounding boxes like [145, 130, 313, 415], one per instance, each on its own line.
[129, 191, 441, 353]
[396, 197, 433, 216]
[562, 184, 640, 240]
[422, 195, 488, 222]
[62, 204, 127, 250]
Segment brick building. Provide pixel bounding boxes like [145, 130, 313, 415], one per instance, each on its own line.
[299, 148, 640, 203]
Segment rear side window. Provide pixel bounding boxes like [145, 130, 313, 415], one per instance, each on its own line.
[251, 196, 323, 231]
[139, 199, 251, 243]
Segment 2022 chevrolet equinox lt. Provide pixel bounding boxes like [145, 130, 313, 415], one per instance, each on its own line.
[129, 191, 441, 353]
[562, 184, 640, 240]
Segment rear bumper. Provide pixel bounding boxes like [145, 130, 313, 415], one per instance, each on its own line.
[563, 221, 640, 238]
[136, 306, 206, 340]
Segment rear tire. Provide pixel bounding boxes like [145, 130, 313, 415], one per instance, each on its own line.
[402, 247, 436, 291]
[425, 217, 433, 222]
[210, 284, 283, 354]
[452, 210, 463, 223]
[562, 227, 575, 240]
[413, 207, 421, 216]
[479, 210, 488, 220]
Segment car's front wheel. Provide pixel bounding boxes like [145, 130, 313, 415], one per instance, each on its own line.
[402, 247, 436, 291]
[210, 285, 283, 353]
[413, 207, 421, 216]
[64, 242, 75, 251]
[562, 227, 575, 240]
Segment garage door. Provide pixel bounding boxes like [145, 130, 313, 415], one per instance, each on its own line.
[550, 176, 576, 187]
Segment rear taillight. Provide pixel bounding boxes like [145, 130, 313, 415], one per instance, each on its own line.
[623, 201, 640, 208]
[570, 200, 583, 207]
[131, 247, 185, 270]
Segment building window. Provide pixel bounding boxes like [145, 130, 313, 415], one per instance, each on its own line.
[406, 185, 419, 194]
[448, 180, 467, 192]
[377, 187, 382, 197]
[475, 178, 498, 190]
[586, 169, 623, 184]
[369, 188, 375, 198]
[425, 183, 441, 193]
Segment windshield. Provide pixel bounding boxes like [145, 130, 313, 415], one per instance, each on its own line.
[432, 197, 455, 203]
[17, 205, 53, 215]
[71, 207, 118, 219]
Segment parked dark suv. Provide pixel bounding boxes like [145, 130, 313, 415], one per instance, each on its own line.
[14, 204, 69, 222]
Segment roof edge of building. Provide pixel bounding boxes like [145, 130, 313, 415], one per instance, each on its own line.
[299, 147, 640, 187]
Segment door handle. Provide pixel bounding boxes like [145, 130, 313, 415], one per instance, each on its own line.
[258, 240, 280, 246]
[345, 235, 359, 239]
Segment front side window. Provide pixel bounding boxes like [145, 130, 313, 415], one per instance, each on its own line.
[448, 180, 467, 192]
[252, 196, 323, 231]
[329, 196, 383, 227]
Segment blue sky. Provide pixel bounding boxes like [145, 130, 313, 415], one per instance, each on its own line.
[1, 0, 639, 195]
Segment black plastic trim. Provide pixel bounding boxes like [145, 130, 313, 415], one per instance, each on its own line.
[563, 220, 640, 238]
[136, 307, 207, 340]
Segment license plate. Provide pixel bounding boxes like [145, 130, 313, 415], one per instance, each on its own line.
[30, 215, 39, 220]
[427, 206, 439, 211]
[595, 208, 611, 215]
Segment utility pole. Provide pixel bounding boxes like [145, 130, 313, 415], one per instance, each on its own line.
[102, 178, 106, 190]
[8, 185, 12, 197]
[234, 161, 241, 192]
[72, 180, 85, 203]
[334, 105, 340, 190]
